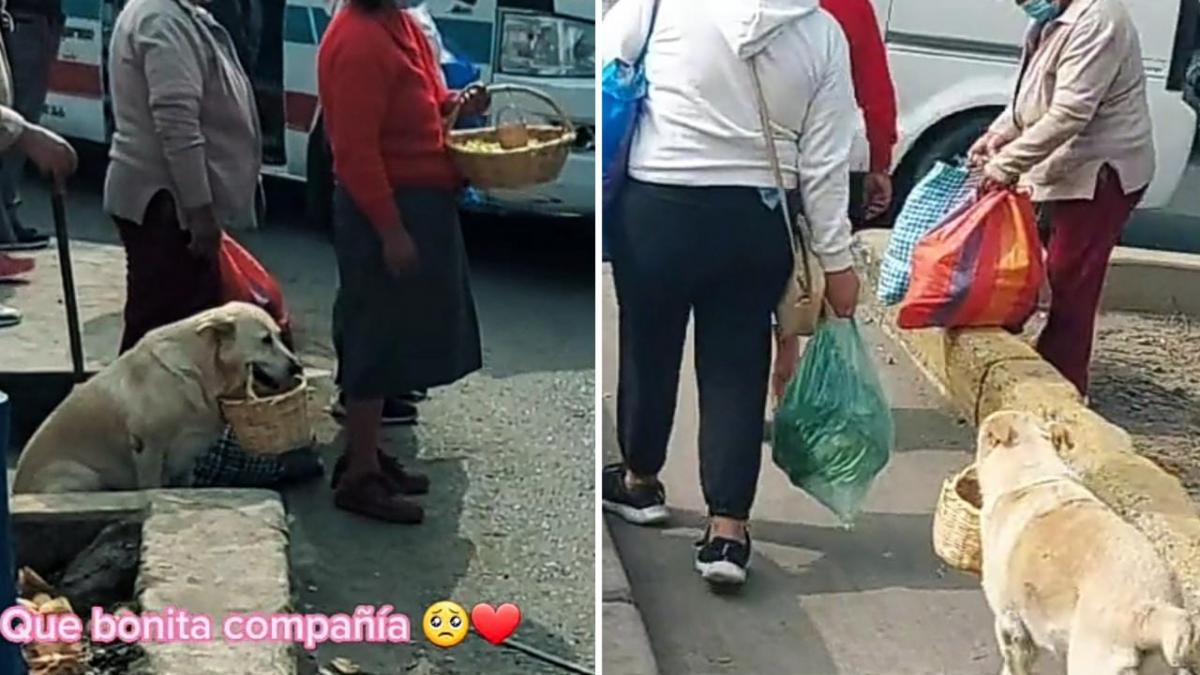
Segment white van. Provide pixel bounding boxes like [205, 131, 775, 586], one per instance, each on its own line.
[875, 0, 1198, 211]
[39, 0, 595, 222]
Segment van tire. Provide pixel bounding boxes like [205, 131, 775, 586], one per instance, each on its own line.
[306, 120, 334, 234]
[888, 110, 999, 224]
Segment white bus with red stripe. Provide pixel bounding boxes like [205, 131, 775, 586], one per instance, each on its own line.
[41, 0, 596, 221]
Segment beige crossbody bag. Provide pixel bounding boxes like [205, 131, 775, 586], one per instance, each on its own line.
[749, 60, 826, 338]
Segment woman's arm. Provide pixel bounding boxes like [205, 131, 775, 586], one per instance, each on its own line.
[138, 12, 212, 214]
[987, 11, 1127, 182]
[988, 107, 1020, 142]
[0, 104, 26, 153]
[823, 0, 898, 173]
[798, 28, 857, 273]
[321, 34, 402, 235]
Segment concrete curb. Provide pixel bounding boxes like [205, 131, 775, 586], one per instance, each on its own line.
[12, 489, 294, 675]
[602, 521, 659, 675]
[599, 392, 659, 675]
[856, 232, 1200, 636]
[1104, 247, 1200, 317]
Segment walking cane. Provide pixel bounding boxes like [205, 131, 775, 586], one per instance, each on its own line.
[51, 185, 86, 383]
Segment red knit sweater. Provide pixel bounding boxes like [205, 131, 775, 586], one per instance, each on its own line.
[821, 0, 899, 173]
[317, 6, 459, 234]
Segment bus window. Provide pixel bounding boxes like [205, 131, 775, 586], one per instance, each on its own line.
[284, 5, 316, 44]
[312, 7, 330, 39]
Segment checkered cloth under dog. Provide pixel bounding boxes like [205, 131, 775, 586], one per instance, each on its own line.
[192, 426, 287, 488]
[877, 162, 980, 305]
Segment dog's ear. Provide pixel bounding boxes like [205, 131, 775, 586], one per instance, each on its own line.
[196, 315, 237, 342]
[985, 418, 1019, 450]
[1049, 422, 1075, 454]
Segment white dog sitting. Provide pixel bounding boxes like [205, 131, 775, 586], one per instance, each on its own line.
[13, 302, 301, 493]
[976, 410, 1197, 675]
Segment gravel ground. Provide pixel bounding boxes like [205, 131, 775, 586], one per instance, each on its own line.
[1024, 310, 1200, 497]
[1086, 312, 1200, 499]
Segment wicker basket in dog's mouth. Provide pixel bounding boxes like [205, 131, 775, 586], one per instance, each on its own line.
[445, 84, 575, 190]
[219, 370, 311, 456]
[933, 464, 983, 576]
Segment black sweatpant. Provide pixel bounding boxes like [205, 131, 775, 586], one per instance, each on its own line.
[612, 179, 792, 520]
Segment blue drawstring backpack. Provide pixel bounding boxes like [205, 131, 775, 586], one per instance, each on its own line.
[601, 0, 660, 261]
[442, 40, 485, 130]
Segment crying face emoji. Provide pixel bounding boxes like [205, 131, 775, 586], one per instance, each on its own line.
[423, 601, 469, 648]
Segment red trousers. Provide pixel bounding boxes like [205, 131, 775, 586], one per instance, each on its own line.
[1038, 167, 1143, 395]
[115, 191, 221, 354]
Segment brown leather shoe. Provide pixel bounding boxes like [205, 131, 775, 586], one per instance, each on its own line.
[330, 450, 430, 495]
[334, 473, 424, 524]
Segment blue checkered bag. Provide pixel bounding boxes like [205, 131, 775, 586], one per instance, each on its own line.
[877, 162, 980, 305]
[193, 426, 287, 488]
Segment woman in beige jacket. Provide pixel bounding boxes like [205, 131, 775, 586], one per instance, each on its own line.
[105, 0, 260, 352]
[970, 0, 1154, 396]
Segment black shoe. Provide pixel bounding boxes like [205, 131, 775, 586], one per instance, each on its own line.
[330, 450, 430, 495]
[694, 529, 751, 587]
[601, 463, 668, 526]
[402, 389, 428, 403]
[0, 224, 50, 251]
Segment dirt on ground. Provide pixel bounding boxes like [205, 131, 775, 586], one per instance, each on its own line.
[1068, 312, 1200, 499]
[1021, 309, 1200, 494]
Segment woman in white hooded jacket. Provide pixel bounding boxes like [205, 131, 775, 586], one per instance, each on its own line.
[601, 0, 860, 587]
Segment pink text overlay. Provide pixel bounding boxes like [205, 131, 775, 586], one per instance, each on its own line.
[1, 605, 411, 651]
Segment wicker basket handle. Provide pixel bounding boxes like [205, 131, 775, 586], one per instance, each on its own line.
[444, 84, 576, 136]
[244, 367, 261, 401]
[242, 366, 306, 401]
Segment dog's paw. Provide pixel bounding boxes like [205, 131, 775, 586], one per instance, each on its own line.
[1048, 421, 1075, 455]
[1145, 604, 1198, 668]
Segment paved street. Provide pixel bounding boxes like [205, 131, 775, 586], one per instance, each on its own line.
[2, 164, 596, 675]
[602, 267, 1034, 675]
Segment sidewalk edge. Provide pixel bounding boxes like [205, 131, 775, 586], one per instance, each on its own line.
[602, 518, 660, 675]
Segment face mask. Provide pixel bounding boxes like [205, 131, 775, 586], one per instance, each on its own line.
[1021, 0, 1062, 23]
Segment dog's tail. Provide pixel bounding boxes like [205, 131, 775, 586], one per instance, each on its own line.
[1141, 602, 1198, 668]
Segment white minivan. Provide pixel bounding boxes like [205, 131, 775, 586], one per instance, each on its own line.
[39, 0, 595, 222]
[874, 0, 1198, 212]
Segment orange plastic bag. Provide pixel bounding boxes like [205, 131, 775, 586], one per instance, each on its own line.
[218, 233, 292, 341]
[897, 189, 1043, 330]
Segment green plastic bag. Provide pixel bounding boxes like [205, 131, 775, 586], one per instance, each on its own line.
[772, 318, 894, 526]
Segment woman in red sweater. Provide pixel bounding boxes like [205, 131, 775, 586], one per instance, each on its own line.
[821, 0, 899, 223]
[317, 0, 489, 524]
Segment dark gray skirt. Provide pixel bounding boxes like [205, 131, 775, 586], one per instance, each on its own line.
[332, 186, 482, 399]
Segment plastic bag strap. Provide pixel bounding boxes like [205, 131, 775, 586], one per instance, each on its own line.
[748, 58, 815, 292]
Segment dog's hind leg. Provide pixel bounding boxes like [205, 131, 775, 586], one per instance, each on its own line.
[1138, 603, 1197, 669]
[996, 610, 1037, 675]
[1066, 623, 1140, 675]
[26, 461, 105, 493]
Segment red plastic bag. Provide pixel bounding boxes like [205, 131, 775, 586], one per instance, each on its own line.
[897, 189, 1044, 330]
[218, 233, 291, 339]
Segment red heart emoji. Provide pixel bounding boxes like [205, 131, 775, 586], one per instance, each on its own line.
[471, 603, 521, 645]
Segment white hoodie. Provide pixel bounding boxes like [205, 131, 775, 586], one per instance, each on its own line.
[603, 0, 856, 271]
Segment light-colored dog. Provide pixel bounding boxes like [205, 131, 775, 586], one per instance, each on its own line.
[976, 410, 1198, 675]
[13, 302, 302, 494]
